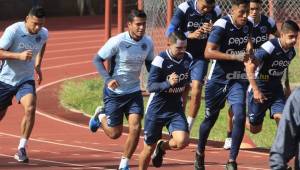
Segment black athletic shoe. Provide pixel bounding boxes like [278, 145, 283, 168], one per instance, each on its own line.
[225, 161, 237, 170]
[151, 140, 166, 167]
[194, 152, 205, 170]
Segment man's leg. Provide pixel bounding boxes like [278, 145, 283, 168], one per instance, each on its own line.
[224, 107, 233, 149]
[196, 81, 226, 169]
[188, 80, 203, 130]
[187, 59, 208, 131]
[152, 112, 190, 168]
[14, 93, 36, 163]
[139, 142, 155, 170]
[19, 93, 36, 141]
[121, 113, 141, 161]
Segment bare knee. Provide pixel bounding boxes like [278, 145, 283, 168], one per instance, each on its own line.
[24, 104, 36, 118]
[175, 137, 189, 149]
[249, 125, 262, 134]
[108, 130, 122, 139]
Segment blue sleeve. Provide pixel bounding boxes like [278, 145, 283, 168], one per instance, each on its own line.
[93, 54, 112, 85]
[208, 26, 225, 45]
[0, 24, 17, 50]
[147, 56, 171, 93]
[254, 41, 274, 61]
[97, 36, 119, 60]
[270, 88, 300, 170]
[165, 6, 186, 36]
[268, 17, 278, 35]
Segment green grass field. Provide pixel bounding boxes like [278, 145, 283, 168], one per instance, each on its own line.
[59, 52, 299, 148]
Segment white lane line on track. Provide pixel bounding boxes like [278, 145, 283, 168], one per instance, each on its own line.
[43, 61, 92, 70]
[0, 153, 104, 170]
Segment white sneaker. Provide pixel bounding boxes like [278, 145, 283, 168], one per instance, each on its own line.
[223, 137, 232, 150]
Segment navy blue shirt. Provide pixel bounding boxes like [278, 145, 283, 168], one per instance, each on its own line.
[207, 15, 253, 83]
[254, 38, 296, 90]
[248, 14, 277, 50]
[146, 50, 192, 113]
[166, 0, 221, 59]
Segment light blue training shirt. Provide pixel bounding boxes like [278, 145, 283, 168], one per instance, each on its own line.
[0, 22, 48, 86]
[97, 31, 154, 94]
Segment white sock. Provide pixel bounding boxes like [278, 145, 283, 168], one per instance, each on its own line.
[187, 116, 195, 131]
[18, 138, 28, 149]
[118, 156, 129, 169]
[98, 113, 106, 122]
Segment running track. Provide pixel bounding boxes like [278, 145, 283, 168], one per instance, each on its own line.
[0, 16, 271, 170]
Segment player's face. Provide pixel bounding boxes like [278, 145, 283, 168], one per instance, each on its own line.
[232, 4, 249, 27]
[249, 2, 261, 19]
[128, 17, 146, 41]
[25, 15, 45, 34]
[169, 40, 187, 59]
[281, 31, 298, 48]
[197, 0, 215, 14]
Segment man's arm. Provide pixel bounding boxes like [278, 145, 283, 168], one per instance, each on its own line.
[35, 43, 47, 85]
[165, 3, 186, 36]
[147, 56, 172, 93]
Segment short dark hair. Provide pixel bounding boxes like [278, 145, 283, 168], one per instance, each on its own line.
[281, 20, 300, 33]
[127, 9, 147, 22]
[203, 0, 215, 4]
[250, 0, 262, 3]
[28, 6, 46, 18]
[232, 0, 250, 6]
[169, 30, 187, 44]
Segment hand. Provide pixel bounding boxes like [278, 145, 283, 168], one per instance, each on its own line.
[35, 66, 42, 85]
[18, 50, 32, 61]
[253, 89, 267, 103]
[202, 20, 213, 33]
[107, 79, 120, 90]
[167, 72, 179, 86]
[188, 27, 204, 39]
[231, 52, 253, 62]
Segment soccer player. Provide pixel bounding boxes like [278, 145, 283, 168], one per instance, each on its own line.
[245, 20, 299, 134]
[270, 88, 300, 170]
[88, 9, 154, 170]
[223, 0, 280, 150]
[194, 0, 253, 169]
[0, 6, 48, 163]
[166, 0, 222, 131]
[138, 30, 192, 170]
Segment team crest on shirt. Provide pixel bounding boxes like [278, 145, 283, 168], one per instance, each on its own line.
[141, 43, 147, 51]
[35, 35, 41, 43]
[184, 60, 190, 69]
[260, 26, 267, 33]
[243, 25, 249, 33]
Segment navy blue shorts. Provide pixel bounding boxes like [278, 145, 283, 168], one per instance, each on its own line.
[0, 80, 36, 110]
[143, 111, 188, 145]
[103, 88, 144, 127]
[247, 89, 285, 126]
[190, 59, 209, 83]
[205, 80, 248, 118]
